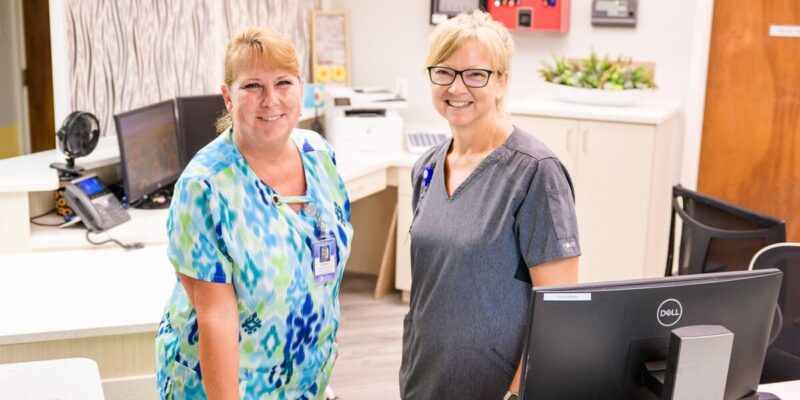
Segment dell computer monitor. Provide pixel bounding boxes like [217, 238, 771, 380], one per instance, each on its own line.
[175, 94, 226, 167]
[519, 269, 782, 400]
[115, 100, 181, 208]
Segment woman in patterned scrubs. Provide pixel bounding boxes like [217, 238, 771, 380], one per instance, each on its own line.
[155, 27, 353, 399]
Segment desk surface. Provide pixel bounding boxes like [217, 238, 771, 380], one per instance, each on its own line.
[3, 152, 421, 343]
[0, 245, 175, 345]
[0, 147, 417, 198]
[0, 358, 105, 400]
[759, 379, 800, 397]
[27, 152, 419, 251]
[507, 97, 680, 125]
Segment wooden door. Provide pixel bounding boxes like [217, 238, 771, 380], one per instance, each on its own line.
[22, 0, 55, 152]
[699, 0, 800, 241]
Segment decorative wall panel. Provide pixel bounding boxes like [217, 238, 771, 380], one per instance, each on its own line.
[65, 0, 317, 137]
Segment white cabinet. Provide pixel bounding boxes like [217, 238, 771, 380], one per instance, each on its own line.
[509, 99, 679, 283]
[395, 167, 413, 299]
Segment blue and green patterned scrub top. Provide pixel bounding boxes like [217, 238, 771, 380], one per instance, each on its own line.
[155, 127, 353, 399]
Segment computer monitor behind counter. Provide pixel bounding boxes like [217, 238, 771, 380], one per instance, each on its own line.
[519, 269, 783, 400]
[115, 100, 181, 209]
[175, 94, 226, 167]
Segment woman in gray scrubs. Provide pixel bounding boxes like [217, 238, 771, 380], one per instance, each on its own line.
[399, 10, 581, 400]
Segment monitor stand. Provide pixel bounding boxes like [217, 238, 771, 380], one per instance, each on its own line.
[643, 325, 781, 400]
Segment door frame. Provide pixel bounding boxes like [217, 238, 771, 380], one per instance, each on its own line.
[681, 0, 716, 190]
[49, 0, 69, 136]
[10, 0, 29, 154]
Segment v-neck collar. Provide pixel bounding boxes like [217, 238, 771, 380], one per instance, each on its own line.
[436, 130, 514, 201]
[229, 129, 315, 217]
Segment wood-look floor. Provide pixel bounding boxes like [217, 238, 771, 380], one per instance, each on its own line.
[328, 273, 408, 400]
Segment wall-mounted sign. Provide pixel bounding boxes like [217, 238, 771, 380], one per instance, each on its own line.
[311, 11, 350, 85]
[592, 0, 637, 27]
[769, 25, 800, 38]
[430, 0, 483, 25]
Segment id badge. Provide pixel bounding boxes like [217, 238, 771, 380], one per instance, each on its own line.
[312, 237, 337, 283]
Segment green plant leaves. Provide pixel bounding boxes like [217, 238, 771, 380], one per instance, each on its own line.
[538, 51, 657, 90]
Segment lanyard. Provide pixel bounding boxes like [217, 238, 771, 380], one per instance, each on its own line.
[271, 194, 327, 238]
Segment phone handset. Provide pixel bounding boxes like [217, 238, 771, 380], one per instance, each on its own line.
[63, 174, 131, 232]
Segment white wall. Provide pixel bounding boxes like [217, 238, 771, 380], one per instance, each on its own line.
[329, 0, 442, 127]
[328, 0, 715, 186]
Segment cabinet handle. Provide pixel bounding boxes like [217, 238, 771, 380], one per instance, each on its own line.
[582, 130, 589, 153]
[566, 128, 573, 151]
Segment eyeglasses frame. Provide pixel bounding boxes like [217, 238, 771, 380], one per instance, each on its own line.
[426, 66, 495, 88]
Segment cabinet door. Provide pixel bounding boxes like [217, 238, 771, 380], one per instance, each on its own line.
[511, 115, 579, 175]
[575, 121, 656, 283]
[395, 168, 413, 292]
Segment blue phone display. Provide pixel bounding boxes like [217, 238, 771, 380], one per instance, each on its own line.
[76, 177, 105, 196]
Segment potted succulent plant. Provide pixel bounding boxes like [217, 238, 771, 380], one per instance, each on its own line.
[538, 52, 657, 106]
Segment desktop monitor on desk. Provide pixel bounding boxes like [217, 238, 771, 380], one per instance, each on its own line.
[519, 269, 782, 400]
[175, 94, 226, 167]
[115, 100, 182, 209]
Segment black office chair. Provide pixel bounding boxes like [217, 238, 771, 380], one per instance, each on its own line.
[664, 184, 786, 276]
[750, 243, 800, 383]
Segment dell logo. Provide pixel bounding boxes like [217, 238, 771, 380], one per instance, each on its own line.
[657, 298, 683, 327]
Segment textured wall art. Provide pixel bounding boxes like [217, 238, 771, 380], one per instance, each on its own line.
[65, 0, 318, 137]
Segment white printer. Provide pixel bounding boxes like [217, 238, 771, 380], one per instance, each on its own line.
[324, 86, 407, 154]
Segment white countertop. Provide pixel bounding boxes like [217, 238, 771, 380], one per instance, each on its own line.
[0, 245, 176, 345]
[0, 148, 423, 342]
[0, 147, 418, 195]
[0, 358, 105, 400]
[26, 152, 420, 251]
[507, 97, 680, 125]
[0, 142, 120, 193]
[759, 379, 800, 397]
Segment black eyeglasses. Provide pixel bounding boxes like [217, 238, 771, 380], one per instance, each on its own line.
[427, 66, 494, 88]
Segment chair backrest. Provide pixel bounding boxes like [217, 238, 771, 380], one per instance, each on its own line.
[750, 243, 800, 383]
[665, 184, 786, 276]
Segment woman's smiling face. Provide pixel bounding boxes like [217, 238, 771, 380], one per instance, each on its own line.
[222, 60, 303, 146]
[430, 38, 507, 129]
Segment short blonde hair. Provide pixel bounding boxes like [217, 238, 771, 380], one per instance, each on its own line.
[426, 10, 514, 76]
[216, 27, 301, 132]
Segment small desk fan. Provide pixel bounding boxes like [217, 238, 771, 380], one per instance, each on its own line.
[50, 111, 101, 180]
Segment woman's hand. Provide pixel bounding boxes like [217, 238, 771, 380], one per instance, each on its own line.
[179, 273, 240, 400]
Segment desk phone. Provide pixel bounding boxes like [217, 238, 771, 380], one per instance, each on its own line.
[404, 131, 450, 154]
[63, 174, 131, 232]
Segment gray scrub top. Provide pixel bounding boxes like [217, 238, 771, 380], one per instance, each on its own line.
[399, 127, 581, 399]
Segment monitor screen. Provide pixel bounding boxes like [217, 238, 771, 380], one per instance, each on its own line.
[520, 269, 782, 400]
[114, 100, 181, 205]
[175, 94, 226, 167]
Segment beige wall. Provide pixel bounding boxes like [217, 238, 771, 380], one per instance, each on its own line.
[0, 0, 22, 158]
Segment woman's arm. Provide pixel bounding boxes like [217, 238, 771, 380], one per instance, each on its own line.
[179, 273, 240, 400]
[508, 256, 579, 395]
